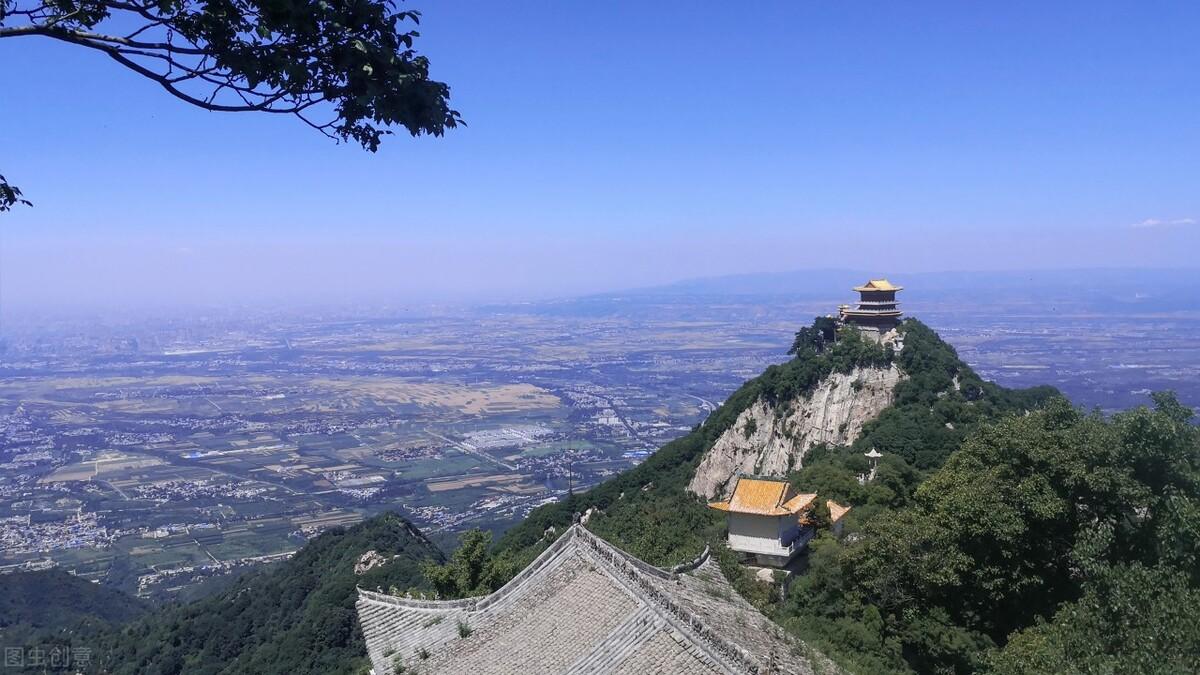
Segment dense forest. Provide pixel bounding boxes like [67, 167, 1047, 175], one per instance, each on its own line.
[97, 513, 442, 675]
[0, 568, 147, 651]
[783, 393, 1200, 673]
[3, 318, 1196, 674]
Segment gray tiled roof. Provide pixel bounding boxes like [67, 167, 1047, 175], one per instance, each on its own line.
[356, 525, 834, 674]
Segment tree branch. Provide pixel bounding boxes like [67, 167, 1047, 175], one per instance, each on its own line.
[1, 0, 461, 150]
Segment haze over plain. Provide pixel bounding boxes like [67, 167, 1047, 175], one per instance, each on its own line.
[2, 1, 1199, 310]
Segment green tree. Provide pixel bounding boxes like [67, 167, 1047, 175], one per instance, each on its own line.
[814, 393, 1200, 673]
[422, 530, 519, 599]
[788, 316, 838, 355]
[0, 0, 461, 208]
[991, 564, 1200, 675]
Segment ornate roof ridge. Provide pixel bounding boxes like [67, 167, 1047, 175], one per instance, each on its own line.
[357, 525, 806, 674]
[570, 526, 767, 674]
[357, 520, 583, 611]
[356, 523, 710, 609]
[853, 278, 902, 292]
[710, 475, 817, 516]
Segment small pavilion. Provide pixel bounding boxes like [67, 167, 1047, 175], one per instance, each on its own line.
[860, 448, 883, 484]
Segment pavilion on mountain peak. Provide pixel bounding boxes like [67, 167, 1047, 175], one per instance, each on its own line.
[838, 278, 904, 338]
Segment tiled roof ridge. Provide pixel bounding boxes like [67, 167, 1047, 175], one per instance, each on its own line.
[853, 278, 902, 291]
[572, 526, 767, 674]
[712, 475, 817, 516]
[826, 500, 852, 523]
[357, 518, 582, 611]
[357, 525, 803, 675]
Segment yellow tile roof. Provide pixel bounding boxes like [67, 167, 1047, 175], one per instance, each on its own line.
[853, 279, 903, 292]
[782, 492, 818, 513]
[827, 500, 852, 523]
[708, 477, 816, 516]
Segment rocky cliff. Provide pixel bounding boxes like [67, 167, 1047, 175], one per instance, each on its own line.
[688, 364, 904, 499]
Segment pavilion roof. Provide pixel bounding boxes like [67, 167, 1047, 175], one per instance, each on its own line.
[827, 500, 852, 523]
[853, 279, 903, 292]
[708, 477, 816, 516]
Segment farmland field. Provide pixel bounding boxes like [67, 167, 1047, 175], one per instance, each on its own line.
[3, 281, 1198, 598]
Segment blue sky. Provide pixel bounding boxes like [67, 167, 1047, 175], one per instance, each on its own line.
[2, 1, 1198, 308]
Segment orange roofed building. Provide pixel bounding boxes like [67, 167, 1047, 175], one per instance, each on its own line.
[709, 476, 850, 567]
[838, 278, 904, 335]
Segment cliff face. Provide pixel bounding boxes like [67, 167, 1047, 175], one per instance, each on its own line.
[688, 364, 904, 499]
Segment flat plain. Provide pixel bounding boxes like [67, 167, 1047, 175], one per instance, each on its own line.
[2, 278, 1197, 598]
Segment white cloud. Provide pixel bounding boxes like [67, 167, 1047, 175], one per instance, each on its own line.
[1131, 217, 1196, 229]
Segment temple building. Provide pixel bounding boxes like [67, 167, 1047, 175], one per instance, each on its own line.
[356, 524, 826, 674]
[707, 476, 849, 568]
[838, 278, 903, 337]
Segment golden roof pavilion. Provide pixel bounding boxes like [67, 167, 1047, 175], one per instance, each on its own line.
[840, 277, 904, 333]
[707, 477, 817, 516]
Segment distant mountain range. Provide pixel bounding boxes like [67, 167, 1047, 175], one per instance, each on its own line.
[516, 268, 1200, 315]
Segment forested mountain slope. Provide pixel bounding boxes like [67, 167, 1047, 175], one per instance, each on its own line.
[784, 394, 1200, 673]
[482, 318, 1199, 673]
[494, 319, 1056, 568]
[93, 513, 443, 675]
[0, 568, 147, 651]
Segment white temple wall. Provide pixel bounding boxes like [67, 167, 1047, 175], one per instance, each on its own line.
[727, 513, 790, 555]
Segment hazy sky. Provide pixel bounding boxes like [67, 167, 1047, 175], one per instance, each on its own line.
[2, 1, 1199, 309]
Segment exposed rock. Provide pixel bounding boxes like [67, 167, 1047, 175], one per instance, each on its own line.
[354, 550, 390, 576]
[580, 506, 603, 525]
[688, 364, 905, 499]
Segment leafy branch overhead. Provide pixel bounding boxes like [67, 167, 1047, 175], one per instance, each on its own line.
[0, 0, 461, 146]
[0, 0, 462, 208]
[0, 174, 32, 212]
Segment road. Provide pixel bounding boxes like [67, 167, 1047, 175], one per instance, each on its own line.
[685, 394, 716, 414]
[425, 429, 517, 471]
